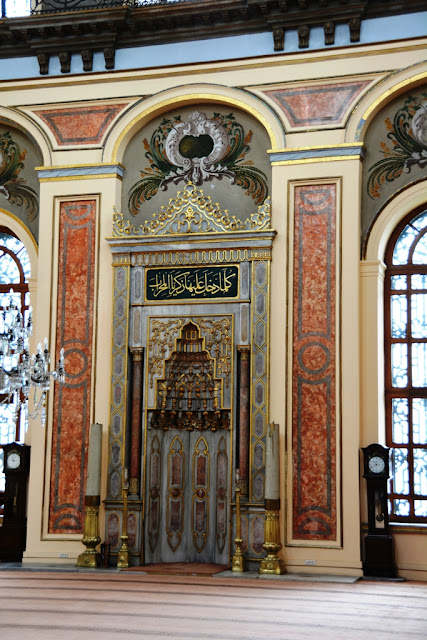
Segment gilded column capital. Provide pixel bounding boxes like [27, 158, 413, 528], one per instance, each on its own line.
[237, 345, 250, 360]
[130, 347, 145, 362]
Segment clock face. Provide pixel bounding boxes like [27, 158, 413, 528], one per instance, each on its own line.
[6, 452, 21, 470]
[368, 455, 385, 474]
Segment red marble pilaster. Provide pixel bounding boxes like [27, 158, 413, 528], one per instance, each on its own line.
[129, 348, 144, 495]
[48, 199, 96, 534]
[292, 184, 337, 542]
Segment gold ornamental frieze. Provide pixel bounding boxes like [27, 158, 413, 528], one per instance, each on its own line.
[131, 249, 250, 267]
[112, 183, 271, 237]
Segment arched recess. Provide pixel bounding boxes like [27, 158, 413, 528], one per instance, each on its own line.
[366, 181, 427, 263]
[0, 208, 38, 280]
[0, 208, 39, 397]
[102, 83, 286, 164]
[0, 107, 52, 167]
[360, 180, 427, 446]
[345, 61, 427, 144]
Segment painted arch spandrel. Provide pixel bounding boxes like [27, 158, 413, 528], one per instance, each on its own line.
[362, 86, 427, 246]
[121, 105, 272, 226]
[0, 124, 42, 243]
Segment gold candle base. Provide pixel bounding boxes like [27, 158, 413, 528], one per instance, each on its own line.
[232, 486, 246, 573]
[117, 534, 129, 569]
[231, 539, 245, 572]
[117, 481, 129, 569]
[259, 541, 286, 575]
[76, 496, 101, 568]
[259, 503, 286, 575]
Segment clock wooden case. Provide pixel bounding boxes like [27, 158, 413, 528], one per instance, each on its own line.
[0, 443, 31, 562]
[361, 443, 396, 578]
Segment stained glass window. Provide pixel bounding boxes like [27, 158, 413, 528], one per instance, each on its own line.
[385, 208, 427, 523]
[0, 228, 30, 494]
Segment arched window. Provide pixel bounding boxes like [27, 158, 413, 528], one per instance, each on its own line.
[385, 206, 427, 523]
[0, 227, 31, 493]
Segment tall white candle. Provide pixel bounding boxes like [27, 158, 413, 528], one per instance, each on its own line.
[265, 422, 280, 500]
[86, 423, 102, 496]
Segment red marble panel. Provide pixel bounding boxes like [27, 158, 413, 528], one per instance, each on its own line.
[217, 502, 225, 535]
[292, 184, 337, 541]
[170, 500, 181, 532]
[48, 200, 96, 534]
[171, 452, 183, 486]
[196, 455, 206, 486]
[33, 103, 129, 146]
[150, 501, 159, 537]
[148, 438, 160, 552]
[128, 513, 136, 549]
[240, 515, 248, 553]
[264, 80, 371, 127]
[195, 501, 206, 534]
[107, 513, 120, 549]
[216, 439, 227, 553]
[251, 515, 265, 554]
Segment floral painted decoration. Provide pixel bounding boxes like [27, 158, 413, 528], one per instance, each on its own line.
[367, 94, 427, 199]
[0, 132, 39, 221]
[128, 111, 268, 215]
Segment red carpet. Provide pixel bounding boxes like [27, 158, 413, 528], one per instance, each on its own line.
[124, 562, 229, 575]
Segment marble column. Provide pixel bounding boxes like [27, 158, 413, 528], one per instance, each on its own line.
[129, 348, 144, 495]
[86, 423, 102, 497]
[237, 346, 250, 497]
[259, 422, 285, 574]
[76, 422, 102, 568]
[265, 421, 280, 500]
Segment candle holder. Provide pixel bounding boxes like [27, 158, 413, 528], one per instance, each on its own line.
[259, 498, 286, 575]
[76, 496, 101, 568]
[232, 485, 246, 572]
[117, 480, 129, 569]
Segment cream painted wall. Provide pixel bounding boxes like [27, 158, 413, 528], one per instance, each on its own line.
[0, 37, 423, 576]
[23, 177, 119, 562]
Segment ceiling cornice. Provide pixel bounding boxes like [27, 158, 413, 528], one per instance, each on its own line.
[0, 0, 424, 74]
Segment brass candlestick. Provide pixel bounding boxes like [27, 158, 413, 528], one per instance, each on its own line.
[117, 475, 129, 569]
[232, 485, 246, 572]
[76, 496, 101, 568]
[259, 499, 286, 575]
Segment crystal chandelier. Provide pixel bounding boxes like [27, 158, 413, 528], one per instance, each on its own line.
[0, 291, 65, 428]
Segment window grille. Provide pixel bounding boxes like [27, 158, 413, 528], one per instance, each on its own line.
[385, 207, 427, 523]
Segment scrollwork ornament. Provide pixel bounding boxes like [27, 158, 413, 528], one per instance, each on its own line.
[113, 184, 271, 236]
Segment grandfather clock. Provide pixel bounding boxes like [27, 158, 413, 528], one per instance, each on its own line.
[362, 443, 396, 578]
[0, 443, 31, 561]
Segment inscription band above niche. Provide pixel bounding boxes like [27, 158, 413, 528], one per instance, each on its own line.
[145, 266, 239, 302]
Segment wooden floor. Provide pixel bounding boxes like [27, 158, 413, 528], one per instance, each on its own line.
[1, 569, 426, 639]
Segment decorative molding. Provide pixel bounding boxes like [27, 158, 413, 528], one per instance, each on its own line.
[0, 1, 424, 73]
[59, 51, 71, 74]
[37, 164, 125, 180]
[323, 21, 335, 46]
[250, 259, 270, 503]
[297, 25, 310, 49]
[270, 145, 364, 163]
[273, 27, 285, 52]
